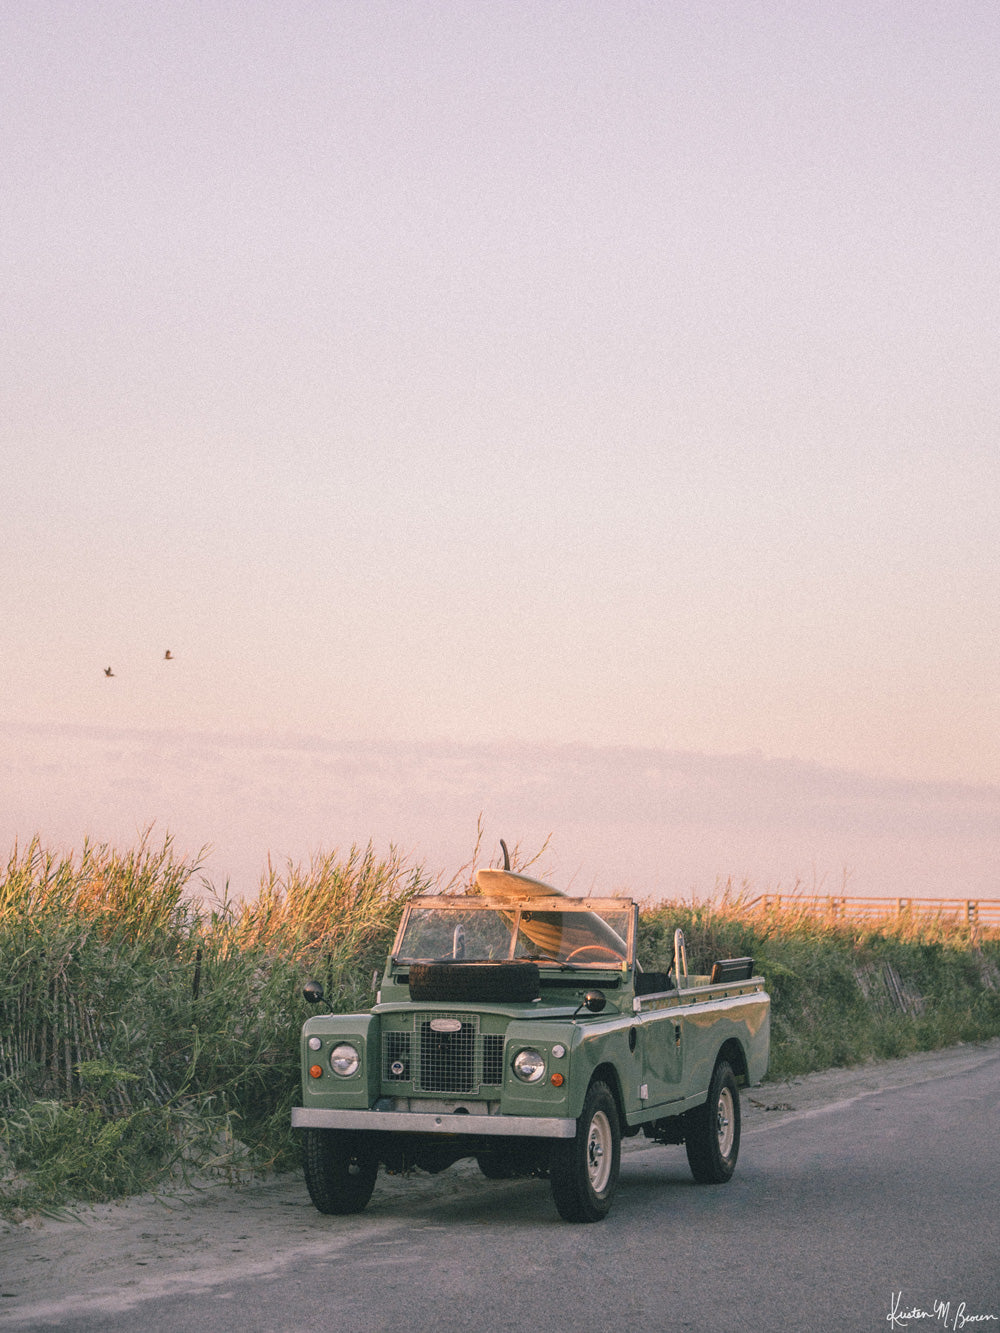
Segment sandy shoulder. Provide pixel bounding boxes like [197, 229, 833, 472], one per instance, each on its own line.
[2, 1039, 998, 1328]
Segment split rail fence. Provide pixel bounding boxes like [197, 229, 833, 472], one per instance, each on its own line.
[742, 895, 1000, 928]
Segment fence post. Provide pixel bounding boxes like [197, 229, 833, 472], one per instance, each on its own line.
[967, 901, 978, 924]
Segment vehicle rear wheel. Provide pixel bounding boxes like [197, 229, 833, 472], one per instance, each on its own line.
[549, 1080, 621, 1222]
[684, 1059, 740, 1183]
[302, 1128, 379, 1214]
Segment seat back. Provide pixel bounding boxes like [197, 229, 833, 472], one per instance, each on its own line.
[709, 956, 755, 984]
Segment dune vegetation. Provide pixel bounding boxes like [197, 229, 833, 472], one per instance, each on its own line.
[641, 891, 1000, 1079]
[2, 834, 998, 1219]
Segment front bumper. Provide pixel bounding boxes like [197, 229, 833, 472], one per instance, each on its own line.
[291, 1107, 576, 1138]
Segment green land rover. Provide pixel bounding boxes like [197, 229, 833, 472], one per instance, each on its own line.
[292, 862, 769, 1222]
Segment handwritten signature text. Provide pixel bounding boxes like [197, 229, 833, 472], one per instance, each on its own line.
[888, 1292, 999, 1332]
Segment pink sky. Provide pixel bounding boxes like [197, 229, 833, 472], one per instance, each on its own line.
[3, 4, 997, 901]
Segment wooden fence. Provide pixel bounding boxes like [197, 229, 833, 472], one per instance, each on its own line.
[741, 895, 1000, 927]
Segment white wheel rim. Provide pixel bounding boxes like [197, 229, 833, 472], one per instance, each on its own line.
[586, 1110, 613, 1194]
[716, 1086, 735, 1158]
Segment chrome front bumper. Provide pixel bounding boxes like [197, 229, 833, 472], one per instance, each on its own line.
[291, 1107, 576, 1138]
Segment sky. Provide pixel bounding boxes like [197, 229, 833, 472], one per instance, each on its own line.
[3, 1, 997, 902]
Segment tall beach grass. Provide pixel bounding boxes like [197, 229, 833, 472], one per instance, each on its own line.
[638, 884, 1000, 1078]
[0, 833, 432, 1217]
[2, 838, 998, 1217]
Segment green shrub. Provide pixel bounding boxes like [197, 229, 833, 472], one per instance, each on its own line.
[0, 1100, 176, 1211]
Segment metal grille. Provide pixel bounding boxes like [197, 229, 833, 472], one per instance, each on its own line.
[418, 1017, 475, 1092]
[481, 1034, 504, 1086]
[381, 1014, 506, 1094]
[384, 1030, 410, 1082]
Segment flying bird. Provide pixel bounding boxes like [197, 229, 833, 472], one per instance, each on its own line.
[164, 650, 173, 660]
[104, 666, 114, 677]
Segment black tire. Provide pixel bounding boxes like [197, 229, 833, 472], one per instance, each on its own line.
[549, 1080, 621, 1222]
[684, 1059, 741, 1184]
[302, 1128, 379, 1215]
[408, 961, 540, 1004]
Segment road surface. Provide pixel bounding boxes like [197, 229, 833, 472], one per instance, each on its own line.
[2, 1040, 998, 1333]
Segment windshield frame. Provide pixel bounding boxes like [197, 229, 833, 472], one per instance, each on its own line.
[390, 895, 637, 969]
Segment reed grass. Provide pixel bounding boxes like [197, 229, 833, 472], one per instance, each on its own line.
[638, 883, 1000, 1079]
[2, 839, 998, 1217]
[0, 834, 432, 1217]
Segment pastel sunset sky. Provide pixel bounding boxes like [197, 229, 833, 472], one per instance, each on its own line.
[4, 2, 997, 901]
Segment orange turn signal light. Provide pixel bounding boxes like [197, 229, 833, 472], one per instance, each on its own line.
[309, 1064, 323, 1079]
[550, 1072, 564, 1087]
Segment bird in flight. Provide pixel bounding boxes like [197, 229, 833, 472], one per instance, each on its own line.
[104, 666, 114, 677]
[164, 650, 173, 660]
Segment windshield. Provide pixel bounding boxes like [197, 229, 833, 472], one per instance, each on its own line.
[394, 898, 634, 968]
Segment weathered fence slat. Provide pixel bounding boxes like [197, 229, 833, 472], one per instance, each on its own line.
[743, 894, 1000, 926]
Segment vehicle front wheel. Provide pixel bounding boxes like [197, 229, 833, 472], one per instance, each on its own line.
[549, 1080, 621, 1222]
[302, 1128, 379, 1215]
[684, 1059, 741, 1183]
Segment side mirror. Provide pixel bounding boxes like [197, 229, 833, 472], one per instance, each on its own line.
[303, 980, 325, 1004]
[582, 990, 606, 1013]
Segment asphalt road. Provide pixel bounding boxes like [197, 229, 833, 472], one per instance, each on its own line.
[3, 1042, 998, 1333]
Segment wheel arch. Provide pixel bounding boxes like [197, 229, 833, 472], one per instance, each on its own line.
[715, 1036, 749, 1085]
[589, 1061, 627, 1129]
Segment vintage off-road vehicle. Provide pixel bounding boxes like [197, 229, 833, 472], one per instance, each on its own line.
[292, 860, 769, 1222]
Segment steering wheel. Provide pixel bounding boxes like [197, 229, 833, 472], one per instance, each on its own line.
[565, 944, 626, 963]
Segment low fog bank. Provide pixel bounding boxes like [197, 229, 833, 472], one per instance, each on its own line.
[2, 723, 996, 903]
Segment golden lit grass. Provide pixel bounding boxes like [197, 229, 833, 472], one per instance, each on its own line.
[0, 833, 432, 1214]
[226, 844, 433, 961]
[2, 835, 998, 1215]
[639, 883, 1000, 1080]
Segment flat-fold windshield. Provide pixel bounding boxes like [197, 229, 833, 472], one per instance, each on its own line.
[394, 898, 634, 968]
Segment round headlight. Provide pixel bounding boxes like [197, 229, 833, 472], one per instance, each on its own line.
[512, 1048, 546, 1083]
[329, 1043, 361, 1077]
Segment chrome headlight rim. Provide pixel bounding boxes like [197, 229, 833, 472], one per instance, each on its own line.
[512, 1047, 546, 1083]
[329, 1042, 361, 1077]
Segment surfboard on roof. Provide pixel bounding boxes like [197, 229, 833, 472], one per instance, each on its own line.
[473, 866, 630, 960]
[473, 868, 565, 898]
